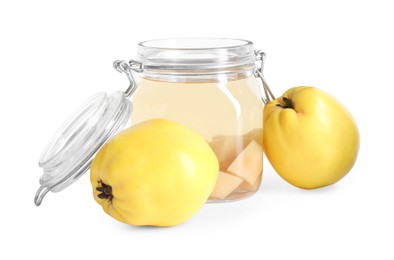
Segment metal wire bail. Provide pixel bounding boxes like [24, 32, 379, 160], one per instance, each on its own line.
[254, 50, 275, 104]
[113, 59, 143, 98]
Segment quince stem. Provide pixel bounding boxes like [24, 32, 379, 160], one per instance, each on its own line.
[96, 181, 113, 202]
[276, 97, 294, 109]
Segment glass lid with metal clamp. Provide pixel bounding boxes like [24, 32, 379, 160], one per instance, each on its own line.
[34, 60, 141, 206]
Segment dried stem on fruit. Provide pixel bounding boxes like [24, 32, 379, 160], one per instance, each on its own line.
[276, 97, 294, 109]
[96, 181, 113, 202]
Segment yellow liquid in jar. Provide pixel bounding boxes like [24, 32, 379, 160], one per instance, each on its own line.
[131, 76, 263, 202]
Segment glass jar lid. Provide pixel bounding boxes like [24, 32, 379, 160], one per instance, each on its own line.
[34, 91, 132, 206]
[136, 38, 256, 71]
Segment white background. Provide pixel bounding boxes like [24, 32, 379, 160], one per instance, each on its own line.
[1, 0, 393, 259]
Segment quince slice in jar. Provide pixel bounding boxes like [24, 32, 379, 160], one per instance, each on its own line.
[210, 171, 244, 200]
[227, 140, 263, 185]
[208, 130, 263, 201]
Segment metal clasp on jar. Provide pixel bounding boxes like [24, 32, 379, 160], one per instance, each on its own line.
[113, 60, 144, 97]
[254, 50, 275, 104]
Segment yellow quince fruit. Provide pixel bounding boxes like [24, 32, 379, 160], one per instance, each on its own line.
[263, 87, 359, 189]
[90, 119, 219, 226]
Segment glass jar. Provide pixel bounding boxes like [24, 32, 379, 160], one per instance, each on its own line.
[34, 38, 270, 206]
[129, 38, 264, 202]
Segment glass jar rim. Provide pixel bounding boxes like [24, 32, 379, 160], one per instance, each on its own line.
[135, 37, 257, 71]
[138, 38, 253, 50]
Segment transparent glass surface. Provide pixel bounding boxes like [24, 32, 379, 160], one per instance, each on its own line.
[35, 91, 131, 206]
[136, 38, 256, 82]
[131, 76, 263, 202]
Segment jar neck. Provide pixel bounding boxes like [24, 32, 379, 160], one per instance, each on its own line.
[135, 38, 257, 83]
[139, 65, 256, 83]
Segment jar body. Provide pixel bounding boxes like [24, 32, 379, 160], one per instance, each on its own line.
[131, 75, 263, 202]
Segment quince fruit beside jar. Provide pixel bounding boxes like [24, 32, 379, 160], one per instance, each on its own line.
[263, 86, 359, 189]
[90, 119, 219, 226]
